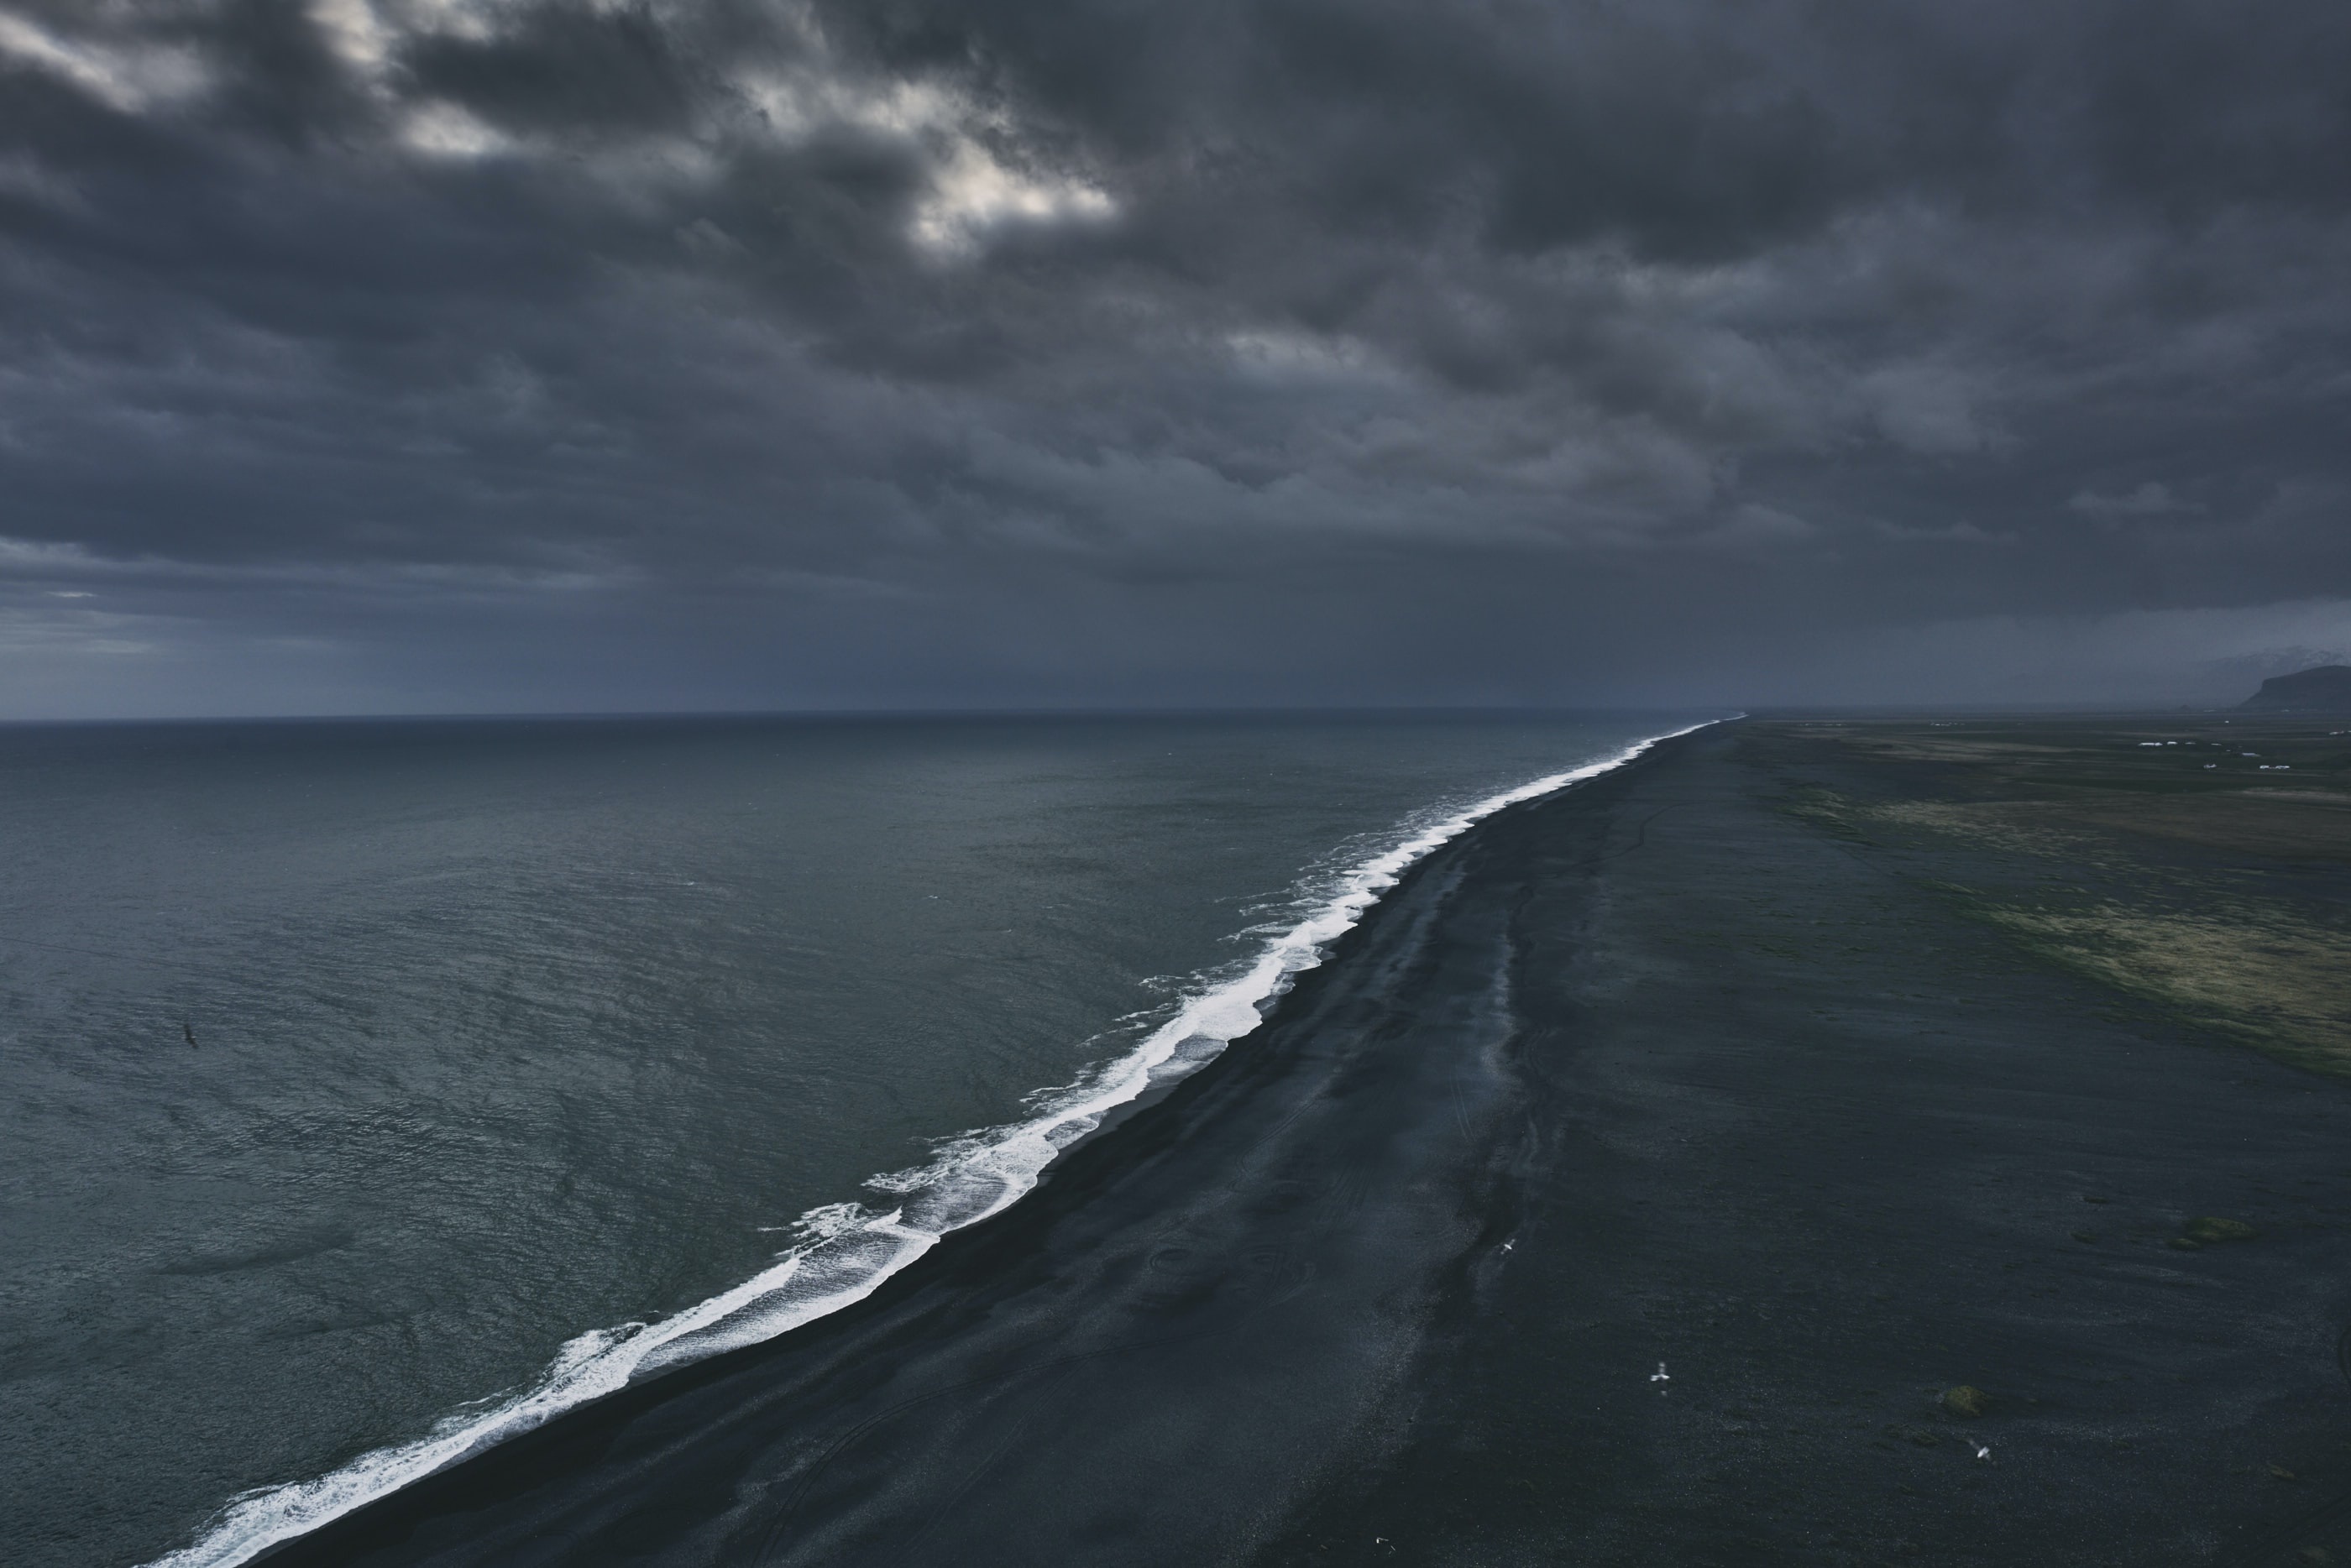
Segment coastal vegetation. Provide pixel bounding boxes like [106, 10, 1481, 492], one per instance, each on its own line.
[1761, 718, 2351, 1074]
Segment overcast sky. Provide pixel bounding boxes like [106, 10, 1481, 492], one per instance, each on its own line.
[1, 0, 2347, 717]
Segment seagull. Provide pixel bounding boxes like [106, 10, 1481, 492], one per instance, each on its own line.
[1499, 1241, 1515, 1254]
[1972, 1442, 1992, 1461]
[1651, 1362, 1670, 1385]
[182, 1020, 197, 1049]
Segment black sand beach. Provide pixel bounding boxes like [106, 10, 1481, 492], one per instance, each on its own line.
[264, 722, 2351, 1567]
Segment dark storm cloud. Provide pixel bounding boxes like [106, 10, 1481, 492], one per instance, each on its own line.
[0, 0, 2347, 715]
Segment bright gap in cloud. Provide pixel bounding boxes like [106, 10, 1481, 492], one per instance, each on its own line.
[910, 141, 1115, 257]
[0, 8, 208, 112]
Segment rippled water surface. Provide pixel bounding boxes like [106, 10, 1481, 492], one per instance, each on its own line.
[0, 711, 1686, 1567]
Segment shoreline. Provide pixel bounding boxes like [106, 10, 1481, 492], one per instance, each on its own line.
[157, 724, 1712, 1568]
[259, 720, 2351, 1565]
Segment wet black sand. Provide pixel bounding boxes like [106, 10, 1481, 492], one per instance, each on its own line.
[264, 723, 2351, 1566]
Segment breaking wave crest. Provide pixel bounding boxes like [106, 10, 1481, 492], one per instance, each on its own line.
[149, 719, 1713, 1568]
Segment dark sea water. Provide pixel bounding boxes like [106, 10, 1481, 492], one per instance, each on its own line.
[0, 711, 1698, 1568]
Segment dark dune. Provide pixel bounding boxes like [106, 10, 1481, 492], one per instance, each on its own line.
[262, 724, 2351, 1567]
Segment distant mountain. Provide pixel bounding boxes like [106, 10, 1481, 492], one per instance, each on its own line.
[2239, 664, 2351, 711]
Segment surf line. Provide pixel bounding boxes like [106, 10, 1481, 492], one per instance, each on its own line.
[149, 716, 1725, 1568]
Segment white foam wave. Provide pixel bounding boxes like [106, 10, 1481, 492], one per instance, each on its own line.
[147, 718, 1718, 1568]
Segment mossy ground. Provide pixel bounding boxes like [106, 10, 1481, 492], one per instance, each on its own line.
[1973, 900, 2351, 1074]
[1753, 716, 2351, 1075]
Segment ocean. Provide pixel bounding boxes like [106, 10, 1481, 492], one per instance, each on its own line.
[0, 710, 1696, 1568]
